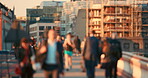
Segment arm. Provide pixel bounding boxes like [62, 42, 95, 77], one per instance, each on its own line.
[82, 39, 87, 58]
[63, 39, 67, 48]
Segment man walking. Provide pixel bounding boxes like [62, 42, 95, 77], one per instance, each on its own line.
[82, 30, 101, 78]
[109, 33, 122, 78]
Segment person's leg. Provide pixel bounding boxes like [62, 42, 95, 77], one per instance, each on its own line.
[52, 69, 59, 78]
[68, 55, 72, 69]
[44, 70, 51, 78]
[65, 54, 69, 70]
[114, 62, 117, 78]
[85, 60, 95, 78]
[27, 73, 33, 78]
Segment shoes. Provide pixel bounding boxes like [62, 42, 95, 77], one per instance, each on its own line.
[66, 68, 69, 71]
[82, 69, 86, 72]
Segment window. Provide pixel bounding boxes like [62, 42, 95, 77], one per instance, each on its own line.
[48, 26, 51, 30]
[39, 32, 44, 36]
[39, 26, 44, 30]
[145, 43, 148, 49]
[30, 33, 37, 37]
[133, 43, 139, 49]
[124, 43, 130, 49]
[61, 27, 65, 31]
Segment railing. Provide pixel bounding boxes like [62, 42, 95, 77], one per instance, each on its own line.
[0, 50, 18, 78]
[117, 51, 148, 78]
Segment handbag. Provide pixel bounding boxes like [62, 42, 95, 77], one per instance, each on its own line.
[30, 46, 42, 71]
[15, 65, 21, 75]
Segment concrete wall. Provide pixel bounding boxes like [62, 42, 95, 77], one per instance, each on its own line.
[73, 9, 86, 40]
[117, 52, 148, 78]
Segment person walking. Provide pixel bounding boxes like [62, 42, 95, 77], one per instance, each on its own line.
[98, 39, 114, 78]
[63, 33, 75, 71]
[39, 29, 64, 78]
[109, 33, 122, 78]
[80, 36, 86, 72]
[18, 38, 35, 78]
[82, 30, 101, 78]
[74, 36, 81, 56]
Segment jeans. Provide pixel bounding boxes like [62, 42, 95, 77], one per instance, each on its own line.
[85, 60, 96, 78]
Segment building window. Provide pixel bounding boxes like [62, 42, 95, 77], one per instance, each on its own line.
[124, 43, 130, 49]
[145, 43, 148, 49]
[133, 43, 139, 49]
[61, 27, 65, 31]
[30, 33, 37, 37]
[39, 26, 44, 30]
[48, 26, 51, 30]
[39, 32, 44, 36]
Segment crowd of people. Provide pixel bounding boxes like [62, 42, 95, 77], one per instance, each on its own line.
[15, 29, 122, 78]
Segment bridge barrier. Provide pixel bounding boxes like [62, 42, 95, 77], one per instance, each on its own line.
[117, 51, 148, 78]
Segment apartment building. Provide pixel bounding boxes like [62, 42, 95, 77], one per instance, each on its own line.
[26, 1, 64, 34]
[73, 0, 148, 52]
[29, 23, 60, 43]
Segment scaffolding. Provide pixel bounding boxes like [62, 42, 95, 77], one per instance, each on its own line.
[87, 0, 148, 38]
[132, 0, 148, 37]
[102, 0, 131, 38]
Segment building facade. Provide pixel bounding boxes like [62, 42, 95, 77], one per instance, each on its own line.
[26, 1, 64, 34]
[61, 1, 93, 36]
[72, 0, 148, 52]
[0, 3, 14, 50]
[29, 23, 60, 43]
[17, 16, 27, 31]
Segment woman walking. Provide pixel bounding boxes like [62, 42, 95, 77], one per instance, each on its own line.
[18, 38, 35, 78]
[98, 40, 114, 78]
[63, 33, 75, 71]
[38, 29, 64, 78]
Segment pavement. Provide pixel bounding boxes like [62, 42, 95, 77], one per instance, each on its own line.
[0, 53, 122, 78]
[34, 56, 106, 78]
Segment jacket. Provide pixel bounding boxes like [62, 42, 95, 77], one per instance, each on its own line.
[82, 36, 101, 63]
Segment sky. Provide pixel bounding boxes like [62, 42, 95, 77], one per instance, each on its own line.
[0, 0, 67, 17]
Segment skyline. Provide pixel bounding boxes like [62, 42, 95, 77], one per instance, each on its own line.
[0, 0, 67, 17]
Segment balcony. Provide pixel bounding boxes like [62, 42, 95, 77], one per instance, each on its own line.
[104, 13, 131, 16]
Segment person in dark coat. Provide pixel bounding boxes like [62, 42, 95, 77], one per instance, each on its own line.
[74, 36, 81, 55]
[82, 30, 101, 78]
[18, 38, 35, 78]
[39, 29, 64, 78]
[109, 33, 122, 78]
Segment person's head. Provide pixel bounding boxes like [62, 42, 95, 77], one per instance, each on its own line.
[89, 30, 95, 37]
[48, 29, 57, 40]
[30, 36, 34, 40]
[61, 36, 65, 40]
[20, 38, 29, 49]
[56, 35, 61, 41]
[66, 33, 72, 40]
[111, 33, 117, 39]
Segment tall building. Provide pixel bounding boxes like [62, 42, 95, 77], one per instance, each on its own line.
[0, 3, 15, 50]
[72, 0, 148, 52]
[29, 23, 60, 43]
[61, 1, 93, 36]
[26, 1, 64, 34]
